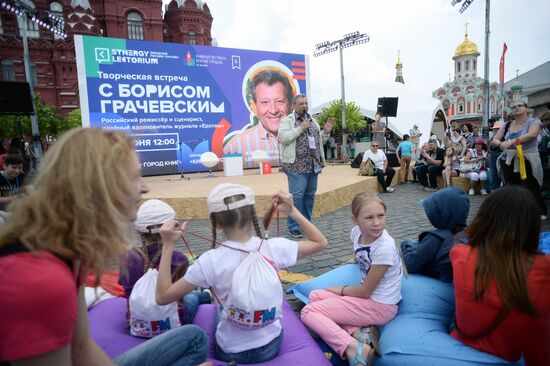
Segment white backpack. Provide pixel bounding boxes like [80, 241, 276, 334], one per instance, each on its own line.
[218, 246, 283, 329]
[128, 268, 181, 338]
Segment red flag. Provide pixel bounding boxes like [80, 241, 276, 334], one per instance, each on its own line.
[499, 43, 508, 96]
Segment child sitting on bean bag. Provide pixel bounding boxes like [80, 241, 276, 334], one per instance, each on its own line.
[401, 187, 469, 282]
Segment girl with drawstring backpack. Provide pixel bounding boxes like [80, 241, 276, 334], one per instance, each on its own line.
[155, 183, 328, 364]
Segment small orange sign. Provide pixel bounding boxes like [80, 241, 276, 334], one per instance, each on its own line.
[261, 161, 272, 175]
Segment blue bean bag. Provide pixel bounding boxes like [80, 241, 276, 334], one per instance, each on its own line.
[288, 264, 524, 366]
[89, 297, 330, 365]
[539, 232, 550, 254]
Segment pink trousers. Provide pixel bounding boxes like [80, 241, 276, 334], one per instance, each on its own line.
[301, 289, 398, 357]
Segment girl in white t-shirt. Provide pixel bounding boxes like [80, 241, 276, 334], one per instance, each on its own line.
[301, 191, 402, 366]
[156, 183, 328, 364]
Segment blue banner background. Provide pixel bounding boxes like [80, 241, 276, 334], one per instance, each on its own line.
[76, 35, 307, 175]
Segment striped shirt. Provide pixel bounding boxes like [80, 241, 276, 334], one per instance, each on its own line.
[223, 123, 281, 168]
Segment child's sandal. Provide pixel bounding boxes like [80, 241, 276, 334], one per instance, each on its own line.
[354, 326, 382, 356]
[349, 340, 375, 366]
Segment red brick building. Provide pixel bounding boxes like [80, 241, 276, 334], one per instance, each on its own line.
[0, 0, 213, 115]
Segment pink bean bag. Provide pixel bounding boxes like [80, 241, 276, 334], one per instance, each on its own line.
[89, 297, 330, 365]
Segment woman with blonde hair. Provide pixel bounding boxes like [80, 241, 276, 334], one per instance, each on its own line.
[0, 128, 209, 366]
[450, 186, 550, 365]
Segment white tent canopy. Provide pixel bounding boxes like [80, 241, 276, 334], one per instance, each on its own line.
[310, 82, 445, 145]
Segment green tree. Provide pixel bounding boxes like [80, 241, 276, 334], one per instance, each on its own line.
[0, 96, 81, 139]
[317, 99, 366, 133]
[64, 108, 83, 132]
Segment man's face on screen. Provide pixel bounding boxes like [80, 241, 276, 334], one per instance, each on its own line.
[253, 81, 290, 135]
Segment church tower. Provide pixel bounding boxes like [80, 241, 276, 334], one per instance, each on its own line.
[452, 23, 479, 81]
[510, 70, 524, 104]
[164, 0, 213, 45]
[395, 50, 404, 84]
[67, 0, 101, 36]
[432, 24, 502, 129]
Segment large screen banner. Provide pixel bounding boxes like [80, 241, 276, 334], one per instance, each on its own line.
[75, 35, 308, 175]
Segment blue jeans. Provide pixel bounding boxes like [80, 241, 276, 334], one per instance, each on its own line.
[489, 149, 502, 190]
[215, 330, 284, 364]
[285, 171, 318, 232]
[183, 290, 211, 324]
[114, 324, 208, 366]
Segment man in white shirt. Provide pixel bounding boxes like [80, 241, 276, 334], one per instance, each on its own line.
[359, 142, 396, 192]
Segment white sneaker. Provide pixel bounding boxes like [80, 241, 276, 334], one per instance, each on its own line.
[386, 187, 395, 193]
[469, 188, 475, 196]
[542, 215, 548, 221]
[480, 188, 488, 196]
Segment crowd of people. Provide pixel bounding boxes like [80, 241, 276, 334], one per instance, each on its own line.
[0, 101, 549, 366]
[402, 102, 549, 222]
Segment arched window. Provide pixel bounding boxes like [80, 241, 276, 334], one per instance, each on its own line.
[456, 62, 461, 73]
[458, 99, 465, 114]
[18, 0, 39, 38]
[189, 31, 196, 44]
[1, 59, 15, 81]
[127, 12, 144, 40]
[465, 60, 470, 71]
[50, 2, 64, 39]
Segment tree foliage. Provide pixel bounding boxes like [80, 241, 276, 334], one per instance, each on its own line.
[317, 99, 366, 133]
[0, 95, 81, 139]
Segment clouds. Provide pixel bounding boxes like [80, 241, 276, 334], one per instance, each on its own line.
[166, 0, 549, 108]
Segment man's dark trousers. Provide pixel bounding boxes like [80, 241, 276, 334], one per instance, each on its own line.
[416, 164, 443, 188]
[375, 167, 395, 191]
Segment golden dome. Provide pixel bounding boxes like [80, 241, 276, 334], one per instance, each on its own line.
[453, 34, 480, 58]
[395, 50, 403, 68]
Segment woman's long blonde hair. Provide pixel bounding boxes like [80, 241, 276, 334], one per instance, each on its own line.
[0, 128, 137, 276]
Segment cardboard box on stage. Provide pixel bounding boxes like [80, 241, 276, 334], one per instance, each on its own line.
[223, 154, 244, 177]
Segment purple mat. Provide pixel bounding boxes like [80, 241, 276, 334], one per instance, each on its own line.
[89, 298, 330, 365]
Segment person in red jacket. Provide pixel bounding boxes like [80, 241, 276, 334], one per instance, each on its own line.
[0, 129, 210, 366]
[450, 186, 550, 366]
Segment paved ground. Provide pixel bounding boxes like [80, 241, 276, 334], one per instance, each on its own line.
[172, 182, 550, 313]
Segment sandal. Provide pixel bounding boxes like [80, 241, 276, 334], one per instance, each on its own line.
[354, 326, 382, 356]
[349, 340, 375, 366]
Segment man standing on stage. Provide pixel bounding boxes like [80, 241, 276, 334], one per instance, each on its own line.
[409, 124, 422, 158]
[278, 94, 333, 238]
[372, 112, 386, 151]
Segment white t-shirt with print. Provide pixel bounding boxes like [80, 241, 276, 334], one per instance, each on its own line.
[184, 236, 298, 353]
[350, 226, 402, 304]
[362, 149, 387, 170]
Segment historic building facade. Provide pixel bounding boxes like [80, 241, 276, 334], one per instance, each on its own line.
[504, 61, 550, 118]
[0, 0, 213, 115]
[432, 28, 503, 129]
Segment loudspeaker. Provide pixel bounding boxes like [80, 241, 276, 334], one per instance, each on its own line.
[351, 152, 364, 169]
[386, 152, 400, 167]
[377, 97, 398, 117]
[0, 81, 34, 115]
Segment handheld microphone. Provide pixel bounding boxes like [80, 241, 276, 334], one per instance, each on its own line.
[303, 113, 311, 134]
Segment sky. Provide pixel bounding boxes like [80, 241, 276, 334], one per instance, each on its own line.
[164, 0, 549, 108]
